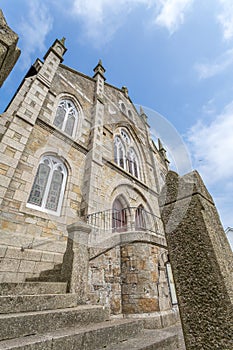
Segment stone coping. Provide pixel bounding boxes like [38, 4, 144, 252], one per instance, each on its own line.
[89, 230, 167, 259]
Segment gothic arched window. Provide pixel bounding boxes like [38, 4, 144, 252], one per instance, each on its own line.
[120, 129, 130, 144]
[27, 155, 67, 215]
[128, 110, 133, 119]
[120, 102, 126, 114]
[54, 99, 78, 137]
[114, 136, 126, 169]
[114, 129, 140, 179]
[127, 148, 139, 178]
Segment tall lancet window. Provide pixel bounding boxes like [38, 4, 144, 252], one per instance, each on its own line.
[127, 148, 139, 178]
[54, 99, 78, 137]
[27, 155, 67, 215]
[114, 136, 126, 169]
[114, 129, 140, 179]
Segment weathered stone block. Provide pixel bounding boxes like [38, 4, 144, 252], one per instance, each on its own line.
[41, 252, 54, 262]
[137, 298, 159, 313]
[0, 258, 20, 272]
[0, 281, 67, 296]
[0, 293, 79, 313]
[0, 163, 9, 175]
[18, 260, 36, 273]
[0, 272, 25, 283]
[0, 246, 7, 258]
[34, 261, 54, 273]
[61, 221, 91, 302]
[0, 304, 110, 341]
[53, 253, 63, 264]
[5, 247, 42, 261]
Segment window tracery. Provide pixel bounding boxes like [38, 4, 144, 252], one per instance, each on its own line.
[127, 148, 139, 178]
[54, 99, 78, 137]
[120, 129, 130, 144]
[27, 155, 67, 215]
[114, 136, 126, 169]
[114, 129, 140, 179]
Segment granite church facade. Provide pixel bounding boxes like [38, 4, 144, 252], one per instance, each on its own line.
[0, 38, 177, 318]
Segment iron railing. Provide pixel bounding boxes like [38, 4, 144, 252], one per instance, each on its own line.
[86, 207, 161, 235]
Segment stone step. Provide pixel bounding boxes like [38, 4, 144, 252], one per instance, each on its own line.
[0, 304, 110, 341]
[0, 318, 144, 350]
[0, 282, 67, 296]
[35, 264, 61, 277]
[0, 293, 80, 313]
[26, 272, 63, 282]
[35, 264, 61, 276]
[26, 263, 63, 282]
[97, 325, 181, 350]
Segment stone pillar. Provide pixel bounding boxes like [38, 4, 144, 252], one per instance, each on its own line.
[81, 60, 105, 216]
[121, 242, 161, 314]
[61, 221, 91, 303]
[159, 170, 233, 349]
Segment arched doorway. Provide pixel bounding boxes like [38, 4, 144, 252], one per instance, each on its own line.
[135, 205, 146, 230]
[112, 198, 127, 232]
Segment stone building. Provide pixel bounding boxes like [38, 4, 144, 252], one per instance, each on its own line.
[0, 9, 20, 87]
[0, 38, 176, 318]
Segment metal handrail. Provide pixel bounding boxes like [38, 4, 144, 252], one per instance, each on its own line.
[85, 207, 162, 235]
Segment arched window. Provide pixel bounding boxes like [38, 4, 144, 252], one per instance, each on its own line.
[54, 99, 78, 137]
[27, 155, 67, 215]
[114, 129, 140, 179]
[127, 148, 139, 178]
[112, 198, 127, 232]
[135, 205, 146, 230]
[114, 136, 126, 169]
[128, 110, 133, 119]
[120, 102, 126, 114]
[120, 129, 130, 144]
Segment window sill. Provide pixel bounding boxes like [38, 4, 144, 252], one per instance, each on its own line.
[20, 202, 66, 223]
[26, 203, 61, 217]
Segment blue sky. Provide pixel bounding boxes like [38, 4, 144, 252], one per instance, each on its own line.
[1, 0, 233, 237]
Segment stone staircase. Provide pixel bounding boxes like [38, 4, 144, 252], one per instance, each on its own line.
[0, 281, 184, 349]
[26, 264, 63, 283]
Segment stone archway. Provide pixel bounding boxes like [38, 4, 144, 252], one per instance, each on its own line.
[112, 197, 127, 233]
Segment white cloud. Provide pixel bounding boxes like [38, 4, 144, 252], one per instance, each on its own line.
[194, 48, 233, 79]
[71, 0, 152, 43]
[217, 0, 233, 40]
[154, 0, 194, 34]
[202, 99, 216, 115]
[187, 101, 233, 228]
[187, 101, 233, 183]
[19, 1, 53, 68]
[70, 0, 193, 43]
